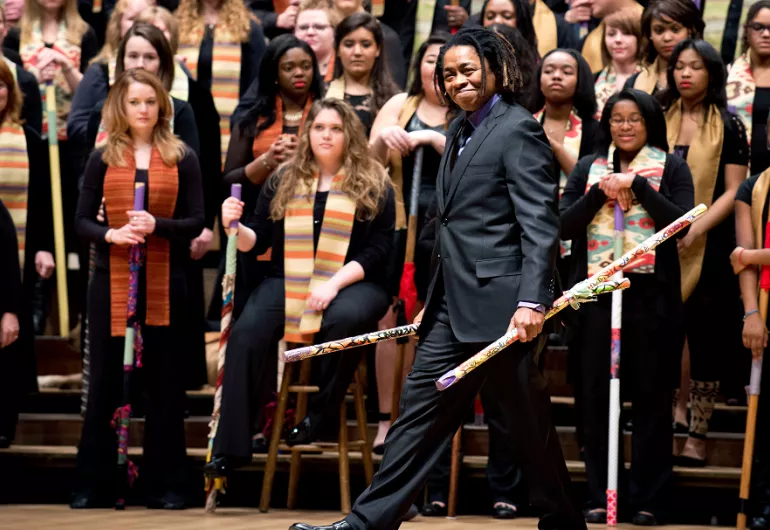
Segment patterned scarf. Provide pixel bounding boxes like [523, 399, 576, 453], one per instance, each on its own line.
[594, 64, 641, 120]
[283, 173, 356, 344]
[633, 57, 661, 95]
[0, 121, 30, 270]
[534, 107, 582, 257]
[179, 31, 242, 169]
[727, 54, 755, 151]
[20, 21, 82, 140]
[586, 144, 664, 275]
[532, 0, 558, 58]
[250, 96, 313, 262]
[104, 148, 179, 336]
[666, 102, 723, 300]
[387, 95, 422, 231]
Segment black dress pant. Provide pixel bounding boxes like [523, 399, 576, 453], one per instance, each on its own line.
[346, 290, 585, 530]
[426, 367, 525, 506]
[751, 355, 770, 514]
[213, 277, 389, 460]
[577, 275, 677, 516]
[73, 269, 187, 501]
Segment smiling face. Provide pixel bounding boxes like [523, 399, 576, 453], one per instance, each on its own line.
[277, 47, 314, 100]
[295, 10, 334, 61]
[122, 36, 161, 75]
[605, 25, 638, 63]
[650, 14, 689, 61]
[483, 0, 516, 28]
[609, 99, 647, 153]
[338, 26, 380, 77]
[673, 47, 708, 101]
[124, 81, 159, 135]
[442, 45, 497, 112]
[310, 108, 345, 164]
[540, 51, 578, 105]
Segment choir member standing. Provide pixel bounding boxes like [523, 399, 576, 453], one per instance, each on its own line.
[594, 8, 641, 119]
[0, 59, 54, 447]
[204, 98, 393, 476]
[72, 69, 204, 509]
[560, 88, 694, 525]
[663, 39, 748, 468]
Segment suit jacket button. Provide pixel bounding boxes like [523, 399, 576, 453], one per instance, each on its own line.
[442, 218, 448, 226]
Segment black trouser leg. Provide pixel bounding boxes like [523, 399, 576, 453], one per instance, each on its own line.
[751, 360, 770, 514]
[213, 277, 285, 461]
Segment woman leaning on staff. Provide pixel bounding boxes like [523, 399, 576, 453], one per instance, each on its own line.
[204, 98, 394, 477]
[560, 88, 693, 525]
[71, 69, 204, 510]
[0, 59, 54, 448]
[661, 39, 748, 467]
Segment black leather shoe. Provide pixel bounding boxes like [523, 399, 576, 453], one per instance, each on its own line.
[584, 508, 607, 524]
[147, 491, 186, 510]
[70, 494, 112, 509]
[751, 515, 769, 529]
[204, 456, 236, 478]
[493, 503, 518, 519]
[290, 520, 352, 530]
[632, 511, 660, 526]
[421, 502, 448, 517]
[402, 504, 419, 521]
[286, 417, 314, 446]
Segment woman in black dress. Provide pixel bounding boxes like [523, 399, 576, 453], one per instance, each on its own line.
[560, 88, 694, 525]
[726, 0, 770, 176]
[326, 12, 401, 136]
[72, 68, 204, 509]
[204, 98, 393, 477]
[0, 59, 53, 447]
[662, 39, 748, 467]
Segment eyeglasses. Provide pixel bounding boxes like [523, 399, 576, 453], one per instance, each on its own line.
[749, 22, 770, 34]
[296, 23, 331, 32]
[609, 114, 644, 126]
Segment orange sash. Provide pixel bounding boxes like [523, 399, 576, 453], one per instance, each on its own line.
[104, 148, 179, 336]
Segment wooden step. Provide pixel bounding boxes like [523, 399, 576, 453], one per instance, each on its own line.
[35, 336, 80, 376]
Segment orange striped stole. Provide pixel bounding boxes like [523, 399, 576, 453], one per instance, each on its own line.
[283, 173, 356, 343]
[0, 122, 30, 270]
[179, 34, 242, 169]
[104, 148, 179, 336]
[251, 96, 312, 262]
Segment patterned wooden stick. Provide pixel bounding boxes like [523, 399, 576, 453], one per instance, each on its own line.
[435, 204, 708, 391]
[205, 184, 241, 513]
[282, 324, 420, 362]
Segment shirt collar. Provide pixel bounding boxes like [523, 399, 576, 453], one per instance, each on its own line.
[467, 93, 501, 129]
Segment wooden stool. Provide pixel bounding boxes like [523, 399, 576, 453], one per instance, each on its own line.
[259, 357, 374, 513]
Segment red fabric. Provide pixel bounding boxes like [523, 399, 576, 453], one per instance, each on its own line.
[762, 222, 770, 291]
[399, 262, 418, 321]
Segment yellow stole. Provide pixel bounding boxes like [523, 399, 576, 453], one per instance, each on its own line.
[387, 95, 421, 231]
[586, 144, 665, 275]
[0, 121, 30, 270]
[20, 21, 82, 140]
[178, 29, 242, 169]
[666, 102, 723, 300]
[283, 173, 356, 344]
[582, 23, 605, 74]
[633, 57, 662, 95]
[533, 0, 558, 58]
[726, 54, 755, 152]
[325, 77, 345, 100]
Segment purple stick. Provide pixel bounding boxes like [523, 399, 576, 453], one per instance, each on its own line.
[230, 184, 242, 229]
[614, 201, 624, 231]
[134, 183, 145, 211]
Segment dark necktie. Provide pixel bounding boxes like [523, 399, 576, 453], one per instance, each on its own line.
[451, 120, 474, 169]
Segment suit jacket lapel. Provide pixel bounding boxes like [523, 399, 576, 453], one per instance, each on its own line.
[437, 117, 463, 214]
[443, 114, 498, 211]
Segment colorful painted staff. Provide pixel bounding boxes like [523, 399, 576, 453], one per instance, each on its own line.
[737, 225, 768, 529]
[607, 202, 624, 527]
[114, 183, 145, 510]
[283, 324, 420, 362]
[46, 81, 70, 337]
[205, 184, 242, 513]
[435, 204, 709, 391]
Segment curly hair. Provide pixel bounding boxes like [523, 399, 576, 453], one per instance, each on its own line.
[91, 0, 156, 66]
[176, 0, 255, 46]
[640, 0, 704, 65]
[435, 27, 523, 110]
[269, 98, 390, 221]
[20, 0, 89, 46]
[0, 60, 23, 126]
[102, 69, 185, 167]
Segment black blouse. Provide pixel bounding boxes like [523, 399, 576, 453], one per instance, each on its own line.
[244, 177, 396, 287]
[75, 148, 205, 271]
[0, 200, 21, 317]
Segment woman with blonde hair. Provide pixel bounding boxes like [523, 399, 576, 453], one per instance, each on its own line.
[72, 68, 204, 509]
[204, 98, 394, 477]
[176, 0, 266, 167]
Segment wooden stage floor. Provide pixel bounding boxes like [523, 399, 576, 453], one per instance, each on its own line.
[0, 506, 718, 530]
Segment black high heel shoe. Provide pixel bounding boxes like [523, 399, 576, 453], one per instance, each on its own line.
[286, 417, 315, 446]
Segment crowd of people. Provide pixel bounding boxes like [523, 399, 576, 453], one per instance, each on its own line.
[0, 0, 768, 526]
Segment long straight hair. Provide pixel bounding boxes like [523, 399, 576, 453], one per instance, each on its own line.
[660, 39, 727, 118]
[0, 60, 22, 125]
[640, 0, 704, 65]
[534, 48, 598, 122]
[115, 23, 175, 91]
[20, 0, 89, 46]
